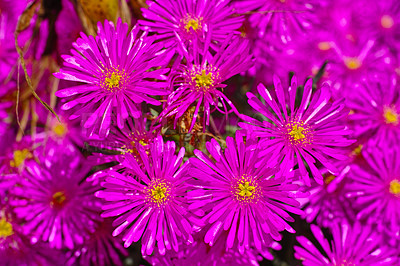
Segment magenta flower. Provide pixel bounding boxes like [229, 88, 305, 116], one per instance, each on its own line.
[235, 0, 327, 44]
[301, 166, 355, 228]
[139, 0, 243, 54]
[159, 36, 253, 132]
[188, 134, 303, 252]
[96, 136, 193, 255]
[66, 218, 128, 266]
[54, 19, 170, 137]
[295, 223, 399, 265]
[0, 208, 65, 265]
[144, 228, 276, 266]
[239, 75, 354, 186]
[346, 146, 400, 240]
[346, 77, 400, 147]
[10, 152, 101, 249]
[352, 1, 400, 50]
[328, 39, 394, 98]
[90, 117, 157, 166]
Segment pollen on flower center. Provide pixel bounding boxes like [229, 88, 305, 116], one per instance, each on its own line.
[195, 70, 214, 88]
[105, 72, 122, 88]
[238, 182, 255, 197]
[344, 57, 362, 70]
[51, 191, 67, 207]
[232, 174, 261, 204]
[318, 41, 331, 51]
[100, 68, 127, 93]
[381, 15, 394, 29]
[383, 106, 399, 125]
[285, 121, 312, 147]
[146, 181, 171, 206]
[10, 149, 32, 168]
[53, 123, 67, 137]
[0, 218, 13, 238]
[185, 19, 199, 31]
[289, 125, 305, 140]
[152, 186, 167, 200]
[389, 180, 400, 195]
[324, 174, 336, 185]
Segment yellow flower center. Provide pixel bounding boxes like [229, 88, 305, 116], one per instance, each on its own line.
[53, 123, 67, 137]
[318, 42, 331, 51]
[383, 106, 399, 125]
[105, 72, 122, 89]
[51, 191, 67, 207]
[185, 19, 199, 32]
[195, 70, 213, 88]
[389, 180, 400, 195]
[381, 15, 394, 29]
[151, 186, 167, 201]
[289, 125, 305, 141]
[0, 218, 13, 238]
[324, 175, 336, 185]
[139, 139, 148, 146]
[344, 57, 361, 70]
[351, 144, 363, 157]
[237, 181, 255, 197]
[233, 175, 261, 204]
[10, 149, 32, 168]
[147, 181, 171, 206]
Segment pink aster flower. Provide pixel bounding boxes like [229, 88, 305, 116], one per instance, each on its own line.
[239, 75, 354, 186]
[0, 208, 64, 265]
[54, 19, 170, 137]
[10, 151, 101, 249]
[345, 146, 400, 241]
[346, 77, 400, 147]
[89, 117, 158, 166]
[301, 166, 355, 228]
[66, 218, 128, 266]
[159, 36, 253, 132]
[328, 39, 394, 98]
[139, 0, 243, 54]
[294, 222, 399, 265]
[352, 1, 400, 50]
[235, 0, 328, 44]
[188, 134, 303, 252]
[95, 136, 194, 255]
[144, 228, 277, 266]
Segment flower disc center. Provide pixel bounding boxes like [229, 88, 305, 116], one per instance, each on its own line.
[344, 57, 361, 70]
[381, 15, 394, 29]
[10, 149, 32, 168]
[383, 106, 399, 125]
[0, 218, 13, 238]
[146, 181, 171, 207]
[100, 68, 127, 93]
[195, 70, 214, 88]
[51, 191, 67, 207]
[389, 180, 400, 196]
[185, 19, 200, 31]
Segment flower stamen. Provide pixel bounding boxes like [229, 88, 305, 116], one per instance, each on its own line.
[289, 125, 306, 141]
[0, 218, 13, 238]
[381, 15, 394, 29]
[10, 149, 32, 168]
[195, 70, 213, 88]
[383, 106, 399, 125]
[238, 182, 255, 197]
[389, 180, 400, 196]
[185, 19, 199, 31]
[344, 57, 362, 70]
[51, 191, 67, 207]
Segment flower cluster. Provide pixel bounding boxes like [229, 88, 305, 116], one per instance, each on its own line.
[1, 0, 399, 265]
